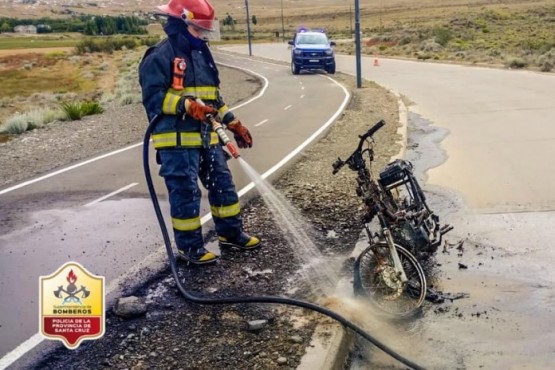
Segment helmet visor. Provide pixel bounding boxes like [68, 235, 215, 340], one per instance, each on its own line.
[185, 18, 215, 32]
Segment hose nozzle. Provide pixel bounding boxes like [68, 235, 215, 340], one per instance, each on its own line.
[206, 114, 240, 159]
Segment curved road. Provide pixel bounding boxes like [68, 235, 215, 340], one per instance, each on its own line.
[0, 55, 349, 366]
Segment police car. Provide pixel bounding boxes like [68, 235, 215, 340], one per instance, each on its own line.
[288, 29, 336, 75]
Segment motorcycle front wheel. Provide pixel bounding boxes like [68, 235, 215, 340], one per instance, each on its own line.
[353, 242, 427, 317]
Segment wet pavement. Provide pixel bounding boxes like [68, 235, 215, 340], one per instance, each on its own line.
[350, 113, 555, 369]
[0, 197, 166, 357]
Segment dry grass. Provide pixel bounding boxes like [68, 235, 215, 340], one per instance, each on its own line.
[0, 47, 74, 57]
[0, 50, 136, 125]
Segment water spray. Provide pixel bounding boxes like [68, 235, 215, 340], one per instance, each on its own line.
[143, 115, 425, 370]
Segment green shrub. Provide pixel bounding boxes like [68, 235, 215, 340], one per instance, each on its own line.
[1, 115, 29, 134]
[433, 27, 452, 47]
[416, 52, 433, 60]
[538, 48, 555, 72]
[505, 57, 528, 69]
[60, 101, 104, 120]
[100, 92, 116, 104]
[420, 39, 442, 52]
[42, 108, 68, 123]
[82, 101, 104, 115]
[0, 108, 67, 135]
[75, 37, 148, 55]
[399, 36, 412, 45]
[25, 110, 47, 129]
[141, 36, 161, 47]
[520, 38, 549, 51]
[61, 102, 84, 120]
[118, 93, 141, 106]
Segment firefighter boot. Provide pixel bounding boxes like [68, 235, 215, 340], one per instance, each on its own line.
[218, 232, 261, 251]
[177, 247, 219, 265]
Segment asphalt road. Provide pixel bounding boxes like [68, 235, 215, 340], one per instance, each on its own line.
[220, 43, 555, 214]
[218, 43, 555, 368]
[0, 55, 349, 365]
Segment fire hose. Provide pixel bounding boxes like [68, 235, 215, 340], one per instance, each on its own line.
[143, 114, 425, 370]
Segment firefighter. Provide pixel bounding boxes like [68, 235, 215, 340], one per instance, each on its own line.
[139, 0, 260, 265]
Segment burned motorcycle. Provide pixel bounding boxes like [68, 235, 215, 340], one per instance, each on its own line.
[333, 120, 453, 316]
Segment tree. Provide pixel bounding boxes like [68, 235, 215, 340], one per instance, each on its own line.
[0, 22, 11, 33]
[83, 20, 96, 35]
[251, 15, 257, 26]
[223, 13, 236, 30]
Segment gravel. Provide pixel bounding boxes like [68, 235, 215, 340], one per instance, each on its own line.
[6, 65, 401, 370]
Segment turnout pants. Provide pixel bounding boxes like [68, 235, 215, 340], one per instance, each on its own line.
[158, 145, 242, 252]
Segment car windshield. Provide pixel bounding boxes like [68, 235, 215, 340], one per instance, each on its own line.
[296, 33, 328, 45]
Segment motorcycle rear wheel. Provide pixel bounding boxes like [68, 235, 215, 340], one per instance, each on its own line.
[354, 242, 427, 317]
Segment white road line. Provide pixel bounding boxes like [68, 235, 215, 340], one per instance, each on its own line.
[254, 119, 269, 127]
[216, 62, 269, 112]
[236, 74, 350, 197]
[284, 105, 292, 111]
[0, 143, 143, 196]
[84, 183, 139, 207]
[300, 95, 305, 99]
[0, 334, 43, 370]
[301, 86, 305, 90]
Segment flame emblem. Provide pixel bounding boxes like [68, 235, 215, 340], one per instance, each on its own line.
[53, 269, 90, 304]
[67, 270, 77, 284]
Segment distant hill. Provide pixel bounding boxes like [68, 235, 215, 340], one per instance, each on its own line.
[0, 0, 537, 20]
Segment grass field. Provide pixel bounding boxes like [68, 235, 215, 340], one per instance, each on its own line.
[0, 36, 79, 49]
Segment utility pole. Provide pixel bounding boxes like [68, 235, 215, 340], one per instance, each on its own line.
[379, 0, 383, 29]
[349, 3, 353, 37]
[245, 0, 252, 56]
[281, 0, 285, 42]
[354, 0, 362, 88]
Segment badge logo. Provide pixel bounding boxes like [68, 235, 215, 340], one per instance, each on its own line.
[39, 262, 105, 349]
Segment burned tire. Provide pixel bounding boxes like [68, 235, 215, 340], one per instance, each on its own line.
[354, 242, 427, 317]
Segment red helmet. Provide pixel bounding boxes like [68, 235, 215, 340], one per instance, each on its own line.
[157, 0, 216, 31]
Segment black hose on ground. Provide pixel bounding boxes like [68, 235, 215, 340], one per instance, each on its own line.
[143, 117, 425, 370]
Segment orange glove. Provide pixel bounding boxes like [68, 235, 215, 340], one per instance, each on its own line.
[227, 119, 253, 148]
[184, 98, 217, 121]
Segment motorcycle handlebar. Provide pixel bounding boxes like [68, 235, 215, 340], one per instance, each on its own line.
[332, 120, 386, 175]
[332, 158, 345, 174]
[360, 119, 385, 141]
